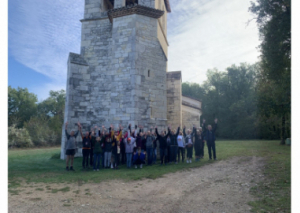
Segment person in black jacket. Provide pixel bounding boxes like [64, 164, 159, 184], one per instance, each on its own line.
[79, 123, 92, 169]
[203, 118, 218, 160]
[193, 125, 205, 162]
[200, 119, 207, 159]
[155, 126, 168, 165]
[167, 125, 180, 164]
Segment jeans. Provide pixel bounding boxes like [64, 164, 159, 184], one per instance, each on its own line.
[201, 142, 205, 158]
[104, 152, 112, 167]
[82, 149, 90, 168]
[153, 148, 157, 164]
[126, 153, 132, 168]
[207, 142, 216, 159]
[93, 153, 102, 170]
[146, 147, 153, 165]
[160, 148, 167, 165]
[186, 146, 193, 159]
[177, 147, 185, 162]
[114, 153, 120, 168]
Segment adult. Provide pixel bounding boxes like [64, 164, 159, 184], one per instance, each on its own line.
[64, 121, 80, 171]
[155, 126, 168, 165]
[193, 125, 205, 162]
[177, 130, 185, 163]
[200, 119, 207, 159]
[167, 125, 180, 164]
[203, 119, 218, 160]
[145, 127, 155, 166]
[183, 125, 195, 163]
[79, 123, 92, 169]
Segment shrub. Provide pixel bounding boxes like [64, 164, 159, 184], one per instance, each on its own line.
[8, 125, 33, 148]
[24, 116, 59, 146]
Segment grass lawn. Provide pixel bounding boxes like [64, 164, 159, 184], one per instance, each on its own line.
[8, 140, 291, 212]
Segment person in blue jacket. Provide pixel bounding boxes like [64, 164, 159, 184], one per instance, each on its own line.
[133, 148, 146, 169]
[203, 118, 218, 160]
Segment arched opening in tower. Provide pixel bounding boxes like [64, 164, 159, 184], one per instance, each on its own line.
[126, 0, 138, 6]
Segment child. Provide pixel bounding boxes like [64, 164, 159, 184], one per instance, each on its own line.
[104, 126, 113, 168]
[133, 148, 146, 169]
[177, 131, 185, 163]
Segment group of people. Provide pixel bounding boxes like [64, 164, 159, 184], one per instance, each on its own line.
[64, 119, 218, 171]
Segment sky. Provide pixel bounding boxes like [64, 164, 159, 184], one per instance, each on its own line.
[8, 0, 260, 101]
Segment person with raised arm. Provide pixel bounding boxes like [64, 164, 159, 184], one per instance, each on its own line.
[200, 119, 207, 159]
[193, 124, 205, 162]
[203, 118, 218, 160]
[167, 125, 180, 164]
[125, 124, 135, 168]
[145, 126, 155, 166]
[111, 124, 123, 169]
[64, 121, 80, 171]
[103, 124, 114, 168]
[78, 122, 92, 169]
[183, 125, 195, 163]
[155, 126, 168, 165]
[92, 126, 103, 171]
[177, 129, 185, 163]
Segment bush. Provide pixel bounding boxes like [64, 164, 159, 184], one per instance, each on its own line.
[24, 116, 59, 146]
[8, 125, 33, 148]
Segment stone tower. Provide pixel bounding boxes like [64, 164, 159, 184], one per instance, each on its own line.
[61, 0, 171, 159]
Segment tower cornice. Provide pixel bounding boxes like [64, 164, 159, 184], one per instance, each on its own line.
[107, 4, 164, 23]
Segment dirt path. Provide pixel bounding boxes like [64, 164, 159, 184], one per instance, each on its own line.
[8, 156, 265, 213]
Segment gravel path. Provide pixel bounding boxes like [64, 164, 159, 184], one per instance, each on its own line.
[8, 156, 265, 213]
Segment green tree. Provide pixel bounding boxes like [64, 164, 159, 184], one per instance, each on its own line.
[249, 0, 291, 144]
[8, 86, 38, 127]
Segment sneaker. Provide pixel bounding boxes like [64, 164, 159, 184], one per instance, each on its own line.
[214, 158, 217, 160]
[190, 160, 192, 163]
[140, 164, 143, 169]
[175, 162, 178, 164]
[135, 165, 137, 169]
[111, 164, 113, 169]
[97, 169, 99, 171]
[93, 169, 96, 171]
[70, 167, 75, 171]
[66, 166, 69, 171]
[186, 160, 189, 163]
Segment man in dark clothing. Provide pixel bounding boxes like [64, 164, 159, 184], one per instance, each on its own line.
[79, 123, 92, 169]
[203, 118, 218, 160]
[155, 127, 168, 165]
[167, 125, 180, 164]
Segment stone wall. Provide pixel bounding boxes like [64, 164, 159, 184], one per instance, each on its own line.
[181, 96, 202, 129]
[166, 71, 182, 128]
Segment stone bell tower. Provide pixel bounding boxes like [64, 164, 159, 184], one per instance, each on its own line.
[61, 0, 171, 159]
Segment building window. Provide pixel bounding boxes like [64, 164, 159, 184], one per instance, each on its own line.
[126, 0, 138, 6]
[148, 70, 150, 77]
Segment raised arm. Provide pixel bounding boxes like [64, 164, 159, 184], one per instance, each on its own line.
[155, 127, 160, 138]
[183, 125, 186, 137]
[213, 118, 218, 133]
[176, 126, 180, 137]
[78, 122, 83, 138]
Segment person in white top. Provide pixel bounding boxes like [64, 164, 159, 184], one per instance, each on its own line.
[177, 131, 185, 163]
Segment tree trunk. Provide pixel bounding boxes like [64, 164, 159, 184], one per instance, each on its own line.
[280, 114, 286, 145]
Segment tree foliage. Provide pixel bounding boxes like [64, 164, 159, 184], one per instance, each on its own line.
[249, 0, 291, 143]
[8, 87, 66, 148]
[8, 86, 38, 127]
[182, 63, 288, 139]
